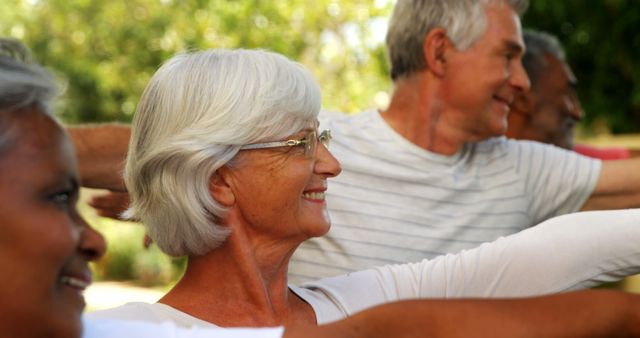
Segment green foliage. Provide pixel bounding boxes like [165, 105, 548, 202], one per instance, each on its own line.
[522, 1, 640, 133]
[79, 189, 184, 286]
[90, 220, 144, 281]
[3, 1, 638, 131]
[89, 216, 186, 286]
[1, 0, 393, 124]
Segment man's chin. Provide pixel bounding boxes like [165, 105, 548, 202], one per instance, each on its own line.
[489, 123, 509, 139]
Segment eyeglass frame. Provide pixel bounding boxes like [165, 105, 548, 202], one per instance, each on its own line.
[239, 130, 331, 158]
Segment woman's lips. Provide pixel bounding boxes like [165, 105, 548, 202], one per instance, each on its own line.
[60, 273, 91, 291]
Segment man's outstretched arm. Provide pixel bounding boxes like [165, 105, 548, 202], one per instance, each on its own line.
[582, 157, 640, 210]
[67, 124, 130, 191]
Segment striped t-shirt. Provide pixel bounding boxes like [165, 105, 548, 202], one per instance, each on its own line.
[289, 110, 601, 284]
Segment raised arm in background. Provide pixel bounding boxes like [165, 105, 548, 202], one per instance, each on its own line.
[68, 124, 130, 191]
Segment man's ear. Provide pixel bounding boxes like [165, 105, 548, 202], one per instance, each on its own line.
[423, 28, 450, 77]
[209, 167, 235, 207]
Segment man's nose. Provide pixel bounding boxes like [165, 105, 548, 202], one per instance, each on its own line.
[567, 92, 583, 121]
[511, 61, 531, 92]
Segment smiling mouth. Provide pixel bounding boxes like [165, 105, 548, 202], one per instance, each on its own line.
[493, 95, 512, 106]
[302, 191, 325, 200]
[60, 276, 90, 290]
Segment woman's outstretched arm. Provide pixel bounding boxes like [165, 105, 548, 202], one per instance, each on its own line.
[292, 290, 640, 338]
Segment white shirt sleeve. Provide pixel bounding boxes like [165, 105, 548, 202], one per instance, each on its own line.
[299, 209, 640, 323]
[83, 318, 284, 338]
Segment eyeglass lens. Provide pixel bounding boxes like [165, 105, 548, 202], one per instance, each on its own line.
[318, 130, 330, 148]
[305, 130, 317, 158]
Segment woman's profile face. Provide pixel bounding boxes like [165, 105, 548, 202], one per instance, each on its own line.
[0, 108, 105, 338]
[225, 127, 341, 243]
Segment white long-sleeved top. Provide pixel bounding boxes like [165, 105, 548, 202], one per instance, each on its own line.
[90, 209, 640, 326]
[294, 209, 640, 323]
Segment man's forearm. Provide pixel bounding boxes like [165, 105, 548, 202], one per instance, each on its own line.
[583, 157, 640, 210]
[67, 124, 130, 191]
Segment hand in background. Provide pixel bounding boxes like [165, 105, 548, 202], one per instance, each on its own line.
[89, 191, 131, 221]
[89, 190, 153, 248]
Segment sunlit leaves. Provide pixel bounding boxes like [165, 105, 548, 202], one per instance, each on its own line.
[2, 0, 393, 123]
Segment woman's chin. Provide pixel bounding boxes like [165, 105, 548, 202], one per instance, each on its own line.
[307, 220, 332, 238]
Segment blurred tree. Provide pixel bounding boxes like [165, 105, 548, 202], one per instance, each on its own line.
[2, 1, 638, 133]
[1, 0, 392, 123]
[523, 0, 640, 134]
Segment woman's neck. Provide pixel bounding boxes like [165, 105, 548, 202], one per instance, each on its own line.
[158, 229, 316, 327]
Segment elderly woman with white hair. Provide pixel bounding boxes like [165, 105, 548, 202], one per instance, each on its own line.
[88, 48, 640, 333]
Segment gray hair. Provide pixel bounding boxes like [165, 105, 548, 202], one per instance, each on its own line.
[0, 38, 58, 155]
[125, 49, 322, 257]
[386, 0, 529, 80]
[522, 29, 566, 88]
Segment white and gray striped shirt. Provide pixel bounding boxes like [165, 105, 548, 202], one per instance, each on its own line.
[289, 110, 601, 284]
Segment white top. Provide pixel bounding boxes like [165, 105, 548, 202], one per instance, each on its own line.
[90, 209, 640, 325]
[88, 302, 216, 328]
[289, 110, 601, 283]
[83, 317, 283, 338]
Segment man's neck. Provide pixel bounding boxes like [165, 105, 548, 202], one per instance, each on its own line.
[380, 73, 466, 156]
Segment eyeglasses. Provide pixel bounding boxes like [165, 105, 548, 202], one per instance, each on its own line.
[240, 130, 331, 159]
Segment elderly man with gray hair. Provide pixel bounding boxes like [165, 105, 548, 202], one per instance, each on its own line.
[289, 0, 640, 283]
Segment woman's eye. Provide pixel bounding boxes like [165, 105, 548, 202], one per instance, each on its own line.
[50, 191, 72, 207]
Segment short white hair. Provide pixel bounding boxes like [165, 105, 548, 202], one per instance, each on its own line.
[386, 0, 529, 80]
[125, 49, 321, 256]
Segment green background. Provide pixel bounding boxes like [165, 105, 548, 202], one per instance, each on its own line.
[2, 0, 639, 134]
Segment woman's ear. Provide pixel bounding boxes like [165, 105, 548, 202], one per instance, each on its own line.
[422, 28, 450, 77]
[209, 167, 235, 207]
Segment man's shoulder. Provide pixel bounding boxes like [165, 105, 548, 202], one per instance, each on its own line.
[481, 138, 601, 169]
[470, 136, 514, 153]
[476, 137, 564, 153]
